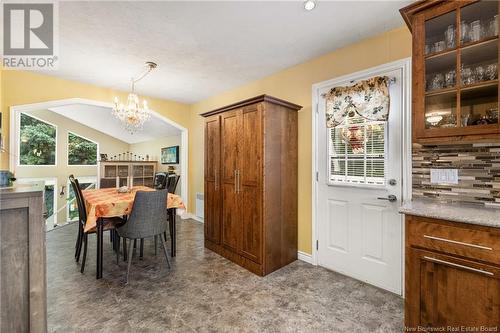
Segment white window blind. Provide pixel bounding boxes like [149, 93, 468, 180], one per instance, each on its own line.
[328, 113, 386, 186]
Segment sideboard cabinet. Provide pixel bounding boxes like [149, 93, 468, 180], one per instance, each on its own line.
[401, 0, 500, 143]
[202, 95, 301, 276]
[98, 161, 157, 188]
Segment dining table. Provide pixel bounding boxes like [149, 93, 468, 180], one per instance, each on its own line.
[82, 186, 185, 279]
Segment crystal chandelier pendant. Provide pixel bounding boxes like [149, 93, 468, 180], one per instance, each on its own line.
[112, 62, 156, 134]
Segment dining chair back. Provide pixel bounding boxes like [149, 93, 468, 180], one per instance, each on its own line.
[69, 175, 87, 223]
[69, 175, 123, 276]
[167, 174, 180, 194]
[116, 189, 171, 282]
[117, 190, 169, 239]
[154, 172, 167, 189]
[69, 174, 88, 270]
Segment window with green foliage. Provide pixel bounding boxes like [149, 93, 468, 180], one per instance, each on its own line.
[67, 132, 98, 165]
[19, 113, 56, 165]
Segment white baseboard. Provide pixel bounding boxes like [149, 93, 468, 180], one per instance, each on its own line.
[180, 212, 204, 223]
[297, 251, 314, 264]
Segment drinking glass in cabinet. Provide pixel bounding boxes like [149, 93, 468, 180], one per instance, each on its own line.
[461, 1, 499, 44]
[486, 63, 498, 80]
[469, 20, 482, 42]
[445, 25, 456, 49]
[460, 20, 470, 44]
[425, 92, 457, 129]
[425, 51, 456, 91]
[460, 84, 498, 127]
[425, 11, 455, 55]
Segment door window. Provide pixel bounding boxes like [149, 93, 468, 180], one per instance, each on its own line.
[328, 113, 386, 186]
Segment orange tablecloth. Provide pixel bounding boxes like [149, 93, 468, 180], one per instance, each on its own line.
[82, 186, 185, 232]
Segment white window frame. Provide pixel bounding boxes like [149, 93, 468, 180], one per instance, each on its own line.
[66, 130, 99, 167]
[66, 176, 97, 222]
[17, 112, 58, 167]
[327, 117, 388, 188]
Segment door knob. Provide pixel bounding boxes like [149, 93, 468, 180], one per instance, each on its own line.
[377, 194, 397, 202]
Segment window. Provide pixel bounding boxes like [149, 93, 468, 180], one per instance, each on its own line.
[67, 132, 98, 165]
[67, 177, 96, 222]
[329, 113, 386, 186]
[19, 113, 56, 165]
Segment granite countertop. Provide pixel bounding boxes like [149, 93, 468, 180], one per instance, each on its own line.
[399, 198, 500, 228]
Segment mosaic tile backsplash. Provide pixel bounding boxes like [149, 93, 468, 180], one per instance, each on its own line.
[412, 143, 500, 208]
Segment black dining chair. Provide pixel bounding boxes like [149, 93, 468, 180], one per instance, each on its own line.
[166, 174, 180, 194]
[69, 175, 124, 273]
[154, 172, 167, 189]
[116, 190, 171, 283]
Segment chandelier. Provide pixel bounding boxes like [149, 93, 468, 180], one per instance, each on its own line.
[112, 61, 157, 133]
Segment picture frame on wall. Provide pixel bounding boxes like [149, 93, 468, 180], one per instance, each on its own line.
[161, 146, 179, 164]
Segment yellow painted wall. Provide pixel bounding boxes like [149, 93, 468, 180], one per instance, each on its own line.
[189, 26, 412, 254]
[0, 70, 191, 170]
[1, 26, 412, 255]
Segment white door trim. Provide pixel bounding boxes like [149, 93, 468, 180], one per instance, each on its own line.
[9, 97, 189, 211]
[311, 58, 412, 278]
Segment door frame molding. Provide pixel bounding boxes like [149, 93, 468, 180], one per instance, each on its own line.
[311, 58, 412, 275]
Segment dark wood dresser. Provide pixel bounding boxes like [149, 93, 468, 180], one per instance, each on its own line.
[201, 95, 302, 276]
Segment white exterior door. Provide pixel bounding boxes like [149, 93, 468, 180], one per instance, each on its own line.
[315, 63, 407, 295]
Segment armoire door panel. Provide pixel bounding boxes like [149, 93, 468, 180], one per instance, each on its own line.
[238, 105, 262, 263]
[204, 116, 221, 244]
[220, 110, 241, 253]
[204, 181, 221, 244]
[240, 106, 262, 186]
[221, 110, 240, 183]
[222, 183, 239, 252]
[204, 117, 220, 181]
[240, 184, 262, 263]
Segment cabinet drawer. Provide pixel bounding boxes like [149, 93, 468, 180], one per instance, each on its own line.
[406, 216, 500, 265]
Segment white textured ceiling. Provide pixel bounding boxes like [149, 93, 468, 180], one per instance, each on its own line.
[48, 103, 181, 144]
[44, 1, 410, 103]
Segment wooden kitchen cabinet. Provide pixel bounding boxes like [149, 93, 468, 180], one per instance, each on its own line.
[401, 0, 500, 143]
[202, 95, 301, 276]
[405, 215, 500, 329]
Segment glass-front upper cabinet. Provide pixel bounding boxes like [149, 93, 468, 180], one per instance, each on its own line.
[402, 0, 500, 142]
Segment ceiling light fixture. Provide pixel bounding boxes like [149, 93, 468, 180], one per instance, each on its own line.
[112, 61, 157, 134]
[304, 0, 316, 11]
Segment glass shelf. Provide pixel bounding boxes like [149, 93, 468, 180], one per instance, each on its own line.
[426, 51, 456, 92]
[460, 1, 498, 45]
[420, 1, 499, 134]
[425, 91, 457, 129]
[425, 10, 456, 56]
[461, 84, 498, 127]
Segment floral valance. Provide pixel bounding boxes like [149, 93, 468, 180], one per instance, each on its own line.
[322, 76, 391, 128]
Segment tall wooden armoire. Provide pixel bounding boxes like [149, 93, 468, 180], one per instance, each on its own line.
[202, 95, 302, 276]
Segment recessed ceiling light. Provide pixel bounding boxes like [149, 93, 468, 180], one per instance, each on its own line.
[304, 0, 316, 11]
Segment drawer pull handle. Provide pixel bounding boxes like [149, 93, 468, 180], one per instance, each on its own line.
[423, 235, 493, 251]
[423, 256, 494, 276]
